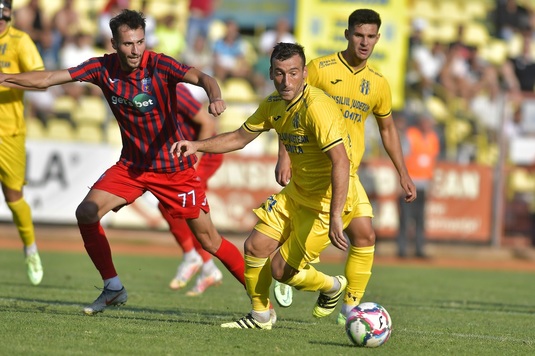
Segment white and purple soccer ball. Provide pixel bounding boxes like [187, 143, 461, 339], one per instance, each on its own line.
[345, 302, 392, 347]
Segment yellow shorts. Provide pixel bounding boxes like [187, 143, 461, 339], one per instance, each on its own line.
[253, 192, 354, 270]
[353, 174, 374, 218]
[0, 134, 27, 191]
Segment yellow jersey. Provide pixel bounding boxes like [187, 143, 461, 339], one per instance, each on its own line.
[307, 52, 392, 169]
[0, 26, 45, 136]
[243, 84, 356, 212]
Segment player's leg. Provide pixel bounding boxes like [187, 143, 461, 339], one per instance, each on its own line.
[158, 202, 203, 290]
[150, 167, 245, 287]
[0, 134, 42, 285]
[184, 154, 225, 295]
[336, 177, 376, 324]
[186, 236, 223, 296]
[220, 228, 280, 330]
[338, 216, 375, 325]
[186, 211, 246, 286]
[77, 164, 143, 315]
[414, 189, 427, 258]
[275, 207, 348, 318]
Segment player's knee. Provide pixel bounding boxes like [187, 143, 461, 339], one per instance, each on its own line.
[75, 201, 99, 223]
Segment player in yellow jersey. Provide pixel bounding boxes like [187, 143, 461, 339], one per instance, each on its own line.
[171, 42, 358, 329]
[0, 0, 44, 285]
[274, 8, 417, 324]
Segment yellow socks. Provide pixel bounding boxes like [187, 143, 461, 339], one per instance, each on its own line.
[284, 264, 334, 293]
[343, 245, 375, 306]
[244, 254, 271, 312]
[7, 198, 36, 248]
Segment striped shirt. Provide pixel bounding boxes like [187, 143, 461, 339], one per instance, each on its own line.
[68, 50, 196, 172]
[176, 83, 220, 161]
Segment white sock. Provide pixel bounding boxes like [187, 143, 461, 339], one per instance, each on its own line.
[341, 303, 353, 316]
[251, 310, 271, 323]
[201, 259, 216, 275]
[325, 276, 341, 296]
[183, 249, 201, 262]
[104, 276, 122, 290]
[24, 243, 38, 257]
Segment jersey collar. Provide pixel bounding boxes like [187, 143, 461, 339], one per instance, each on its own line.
[337, 51, 367, 75]
[286, 84, 307, 111]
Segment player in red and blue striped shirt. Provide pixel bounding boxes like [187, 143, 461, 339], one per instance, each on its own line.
[0, 9, 248, 316]
[160, 84, 225, 295]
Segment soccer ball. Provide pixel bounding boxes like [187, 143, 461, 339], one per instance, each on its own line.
[345, 302, 392, 347]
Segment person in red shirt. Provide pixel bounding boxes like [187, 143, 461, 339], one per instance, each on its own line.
[0, 9, 251, 317]
[163, 84, 224, 295]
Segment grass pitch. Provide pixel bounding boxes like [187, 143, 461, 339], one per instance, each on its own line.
[0, 249, 534, 355]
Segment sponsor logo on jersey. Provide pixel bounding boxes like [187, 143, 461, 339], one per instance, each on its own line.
[111, 93, 156, 113]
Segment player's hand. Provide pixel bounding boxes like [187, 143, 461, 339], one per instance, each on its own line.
[208, 98, 226, 117]
[401, 175, 417, 203]
[170, 140, 196, 158]
[275, 145, 292, 186]
[328, 216, 348, 251]
[275, 158, 292, 186]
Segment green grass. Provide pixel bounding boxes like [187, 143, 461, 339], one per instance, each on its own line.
[0, 249, 534, 355]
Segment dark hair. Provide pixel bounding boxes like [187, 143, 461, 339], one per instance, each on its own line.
[270, 42, 306, 66]
[348, 9, 381, 30]
[0, 0, 12, 21]
[109, 9, 146, 39]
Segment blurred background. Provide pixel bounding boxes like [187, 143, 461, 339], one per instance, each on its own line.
[1, 0, 534, 253]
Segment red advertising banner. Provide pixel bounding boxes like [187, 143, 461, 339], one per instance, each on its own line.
[358, 160, 493, 242]
[206, 154, 281, 233]
[425, 162, 493, 241]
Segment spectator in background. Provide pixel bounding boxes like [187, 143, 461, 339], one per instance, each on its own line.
[139, 0, 157, 49]
[13, 0, 47, 47]
[397, 114, 440, 259]
[253, 17, 296, 96]
[182, 34, 214, 75]
[51, 0, 80, 47]
[97, 0, 130, 51]
[25, 27, 63, 127]
[258, 17, 296, 56]
[181, 34, 214, 103]
[154, 13, 186, 59]
[405, 18, 446, 99]
[186, 0, 219, 48]
[212, 18, 252, 82]
[493, 0, 531, 40]
[504, 27, 535, 93]
[60, 30, 102, 101]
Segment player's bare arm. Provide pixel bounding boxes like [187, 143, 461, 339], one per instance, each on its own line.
[275, 139, 292, 186]
[171, 127, 259, 157]
[183, 67, 226, 117]
[377, 115, 417, 203]
[0, 69, 73, 90]
[325, 143, 350, 251]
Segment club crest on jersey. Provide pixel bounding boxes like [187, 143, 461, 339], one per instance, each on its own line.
[360, 79, 370, 95]
[141, 77, 152, 93]
[292, 113, 300, 129]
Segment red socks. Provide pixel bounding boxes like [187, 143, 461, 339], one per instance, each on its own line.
[214, 237, 245, 287]
[78, 221, 117, 280]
